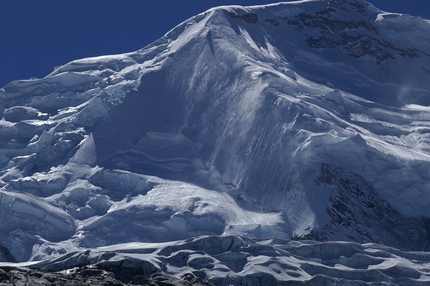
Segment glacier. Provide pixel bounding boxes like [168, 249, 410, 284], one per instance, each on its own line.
[1, 0, 430, 284]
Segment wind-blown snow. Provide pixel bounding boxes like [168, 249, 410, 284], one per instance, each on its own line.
[1, 0, 430, 283]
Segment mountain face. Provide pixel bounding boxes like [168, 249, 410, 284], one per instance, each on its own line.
[305, 163, 427, 250]
[1, 0, 430, 284]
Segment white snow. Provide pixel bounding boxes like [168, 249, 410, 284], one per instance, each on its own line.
[3, 236, 429, 285]
[0, 0, 430, 283]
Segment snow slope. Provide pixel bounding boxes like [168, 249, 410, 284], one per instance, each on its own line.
[1, 0, 430, 283]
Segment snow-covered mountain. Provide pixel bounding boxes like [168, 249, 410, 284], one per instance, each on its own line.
[1, 0, 430, 284]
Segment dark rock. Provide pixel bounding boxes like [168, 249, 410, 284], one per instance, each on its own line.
[0, 244, 17, 263]
[264, 18, 279, 26]
[242, 13, 258, 24]
[0, 264, 214, 286]
[328, 0, 367, 14]
[285, 2, 424, 62]
[228, 12, 258, 24]
[305, 163, 427, 250]
[0, 269, 10, 281]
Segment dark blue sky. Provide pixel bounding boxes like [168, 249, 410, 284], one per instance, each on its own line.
[1, 0, 429, 88]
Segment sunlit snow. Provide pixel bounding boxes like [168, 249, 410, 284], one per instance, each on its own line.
[1, 0, 430, 284]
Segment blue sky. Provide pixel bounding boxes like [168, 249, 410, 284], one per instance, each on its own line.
[0, 0, 429, 88]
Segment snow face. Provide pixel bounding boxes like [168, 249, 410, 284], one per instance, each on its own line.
[1, 0, 430, 282]
[79, 175, 286, 247]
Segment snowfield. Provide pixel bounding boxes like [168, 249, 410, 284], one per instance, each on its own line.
[5, 235, 430, 285]
[1, 0, 430, 284]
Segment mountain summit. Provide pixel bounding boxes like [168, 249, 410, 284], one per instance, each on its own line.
[1, 0, 430, 284]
